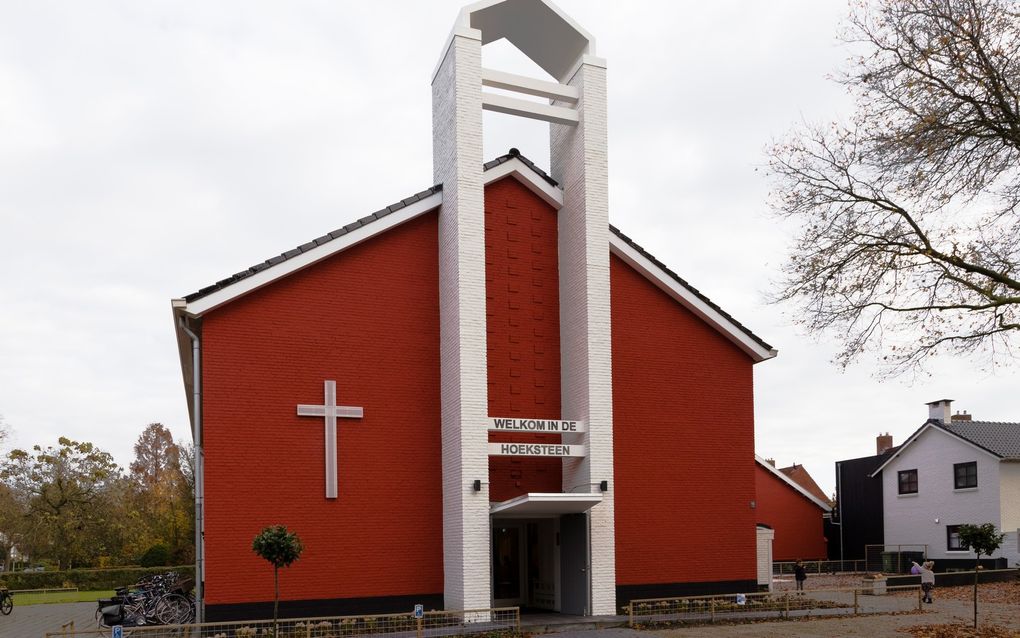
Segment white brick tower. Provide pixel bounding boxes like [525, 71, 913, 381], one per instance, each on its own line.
[433, 18, 490, 613]
[550, 54, 616, 617]
[433, 0, 615, 615]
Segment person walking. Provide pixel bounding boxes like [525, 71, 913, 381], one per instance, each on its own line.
[794, 560, 807, 593]
[913, 560, 936, 603]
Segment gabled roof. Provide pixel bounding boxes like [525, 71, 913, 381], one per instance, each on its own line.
[609, 226, 774, 357]
[182, 184, 444, 304]
[173, 150, 774, 363]
[779, 464, 831, 505]
[455, 0, 596, 82]
[943, 420, 1020, 459]
[755, 455, 832, 512]
[869, 419, 1020, 477]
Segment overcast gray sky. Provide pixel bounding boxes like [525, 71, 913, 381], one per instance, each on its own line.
[2, 0, 1017, 499]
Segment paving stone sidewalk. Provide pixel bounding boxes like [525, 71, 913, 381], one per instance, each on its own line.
[544, 596, 1019, 638]
[0, 600, 99, 637]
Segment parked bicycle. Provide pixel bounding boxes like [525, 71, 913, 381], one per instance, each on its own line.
[97, 571, 194, 627]
[0, 586, 12, 615]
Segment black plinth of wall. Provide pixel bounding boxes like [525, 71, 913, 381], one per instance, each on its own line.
[205, 593, 445, 622]
[617, 579, 758, 604]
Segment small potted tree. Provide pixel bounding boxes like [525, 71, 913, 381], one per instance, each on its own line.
[957, 523, 1005, 629]
[253, 525, 304, 636]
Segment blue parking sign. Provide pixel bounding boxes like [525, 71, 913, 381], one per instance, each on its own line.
[414, 604, 424, 619]
[112, 626, 123, 638]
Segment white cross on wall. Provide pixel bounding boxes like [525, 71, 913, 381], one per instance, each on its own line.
[296, 380, 364, 499]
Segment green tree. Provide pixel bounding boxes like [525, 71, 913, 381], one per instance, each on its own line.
[176, 441, 197, 563]
[767, 0, 1020, 374]
[957, 523, 1005, 628]
[129, 424, 192, 563]
[0, 437, 122, 569]
[252, 525, 303, 632]
[0, 482, 28, 571]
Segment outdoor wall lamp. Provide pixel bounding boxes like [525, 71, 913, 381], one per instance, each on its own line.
[473, 479, 482, 492]
[600, 480, 608, 492]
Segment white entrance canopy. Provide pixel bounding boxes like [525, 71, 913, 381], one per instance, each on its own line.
[490, 492, 603, 517]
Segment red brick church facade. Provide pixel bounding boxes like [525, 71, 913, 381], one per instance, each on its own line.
[173, 0, 776, 622]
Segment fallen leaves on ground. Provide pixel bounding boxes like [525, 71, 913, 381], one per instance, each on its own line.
[925, 581, 1020, 604]
[900, 623, 1020, 637]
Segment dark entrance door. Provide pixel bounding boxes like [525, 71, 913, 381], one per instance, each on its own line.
[492, 523, 525, 606]
[559, 513, 589, 615]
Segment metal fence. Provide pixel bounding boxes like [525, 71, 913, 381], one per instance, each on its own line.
[44, 607, 521, 638]
[773, 559, 867, 575]
[626, 585, 923, 626]
[864, 544, 928, 574]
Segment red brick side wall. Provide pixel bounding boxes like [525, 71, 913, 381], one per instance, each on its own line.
[610, 253, 757, 585]
[485, 177, 562, 502]
[754, 464, 827, 561]
[201, 211, 443, 605]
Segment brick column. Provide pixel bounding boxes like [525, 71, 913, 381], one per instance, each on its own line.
[432, 26, 492, 611]
[551, 56, 617, 616]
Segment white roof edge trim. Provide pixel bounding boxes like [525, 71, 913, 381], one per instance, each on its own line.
[432, 25, 483, 83]
[484, 157, 563, 209]
[869, 422, 1004, 478]
[183, 191, 443, 317]
[489, 492, 603, 516]
[609, 236, 777, 363]
[755, 455, 832, 512]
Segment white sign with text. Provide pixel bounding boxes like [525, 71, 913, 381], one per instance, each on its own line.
[487, 442, 587, 457]
[487, 417, 587, 433]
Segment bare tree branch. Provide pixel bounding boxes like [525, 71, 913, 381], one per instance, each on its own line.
[768, 0, 1020, 374]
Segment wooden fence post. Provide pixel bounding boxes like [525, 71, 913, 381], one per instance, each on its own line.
[854, 588, 859, 615]
[710, 599, 715, 623]
[627, 602, 633, 627]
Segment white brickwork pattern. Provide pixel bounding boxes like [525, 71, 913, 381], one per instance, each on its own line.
[550, 56, 618, 616]
[432, 26, 492, 612]
[882, 427, 1004, 561]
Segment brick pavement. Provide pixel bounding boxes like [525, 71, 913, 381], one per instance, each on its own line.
[645, 599, 1020, 638]
[0, 601, 98, 637]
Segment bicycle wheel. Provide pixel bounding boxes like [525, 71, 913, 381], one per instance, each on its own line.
[155, 593, 193, 625]
[1, 594, 13, 615]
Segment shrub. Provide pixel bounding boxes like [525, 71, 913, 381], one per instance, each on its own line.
[139, 544, 171, 567]
[0, 565, 194, 591]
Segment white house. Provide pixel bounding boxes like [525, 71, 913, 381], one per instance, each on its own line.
[871, 399, 1020, 567]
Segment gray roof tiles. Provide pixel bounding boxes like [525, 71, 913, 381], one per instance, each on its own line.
[180, 150, 772, 357]
[940, 420, 1020, 459]
[182, 183, 443, 303]
[609, 225, 774, 353]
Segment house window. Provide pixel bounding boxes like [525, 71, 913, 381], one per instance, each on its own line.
[947, 525, 964, 551]
[898, 469, 918, 494]
[954, 462, 978, 489]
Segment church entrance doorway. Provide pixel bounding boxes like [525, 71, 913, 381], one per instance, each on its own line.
[490, 515, 590, 614]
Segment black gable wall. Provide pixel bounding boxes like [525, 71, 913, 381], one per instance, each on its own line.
[833, 454, 888, 562]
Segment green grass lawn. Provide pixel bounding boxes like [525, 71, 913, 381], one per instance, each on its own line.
[13, 589, 114, 605]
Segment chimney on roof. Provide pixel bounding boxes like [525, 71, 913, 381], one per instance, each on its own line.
[952, 410, 972, 422]
[877, 432, 893, 455]
[927, 399, 953, 424]
[765, 458, 776, 467]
